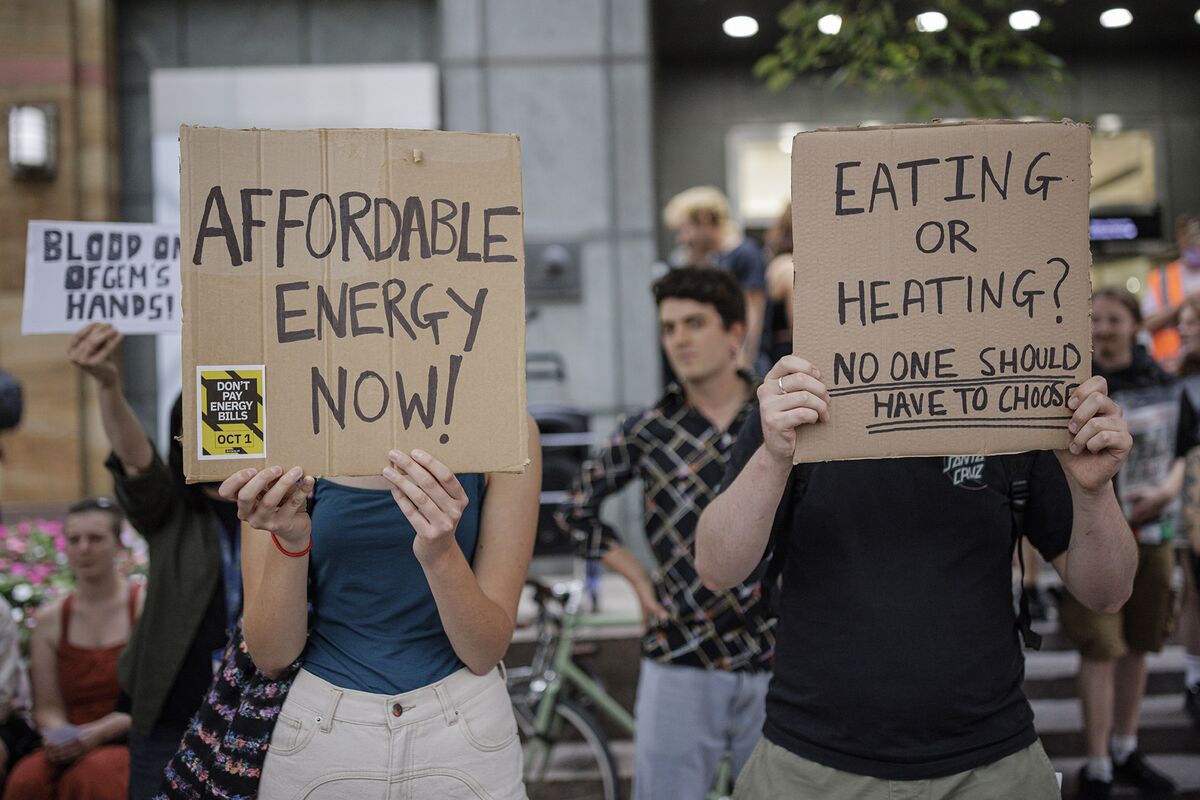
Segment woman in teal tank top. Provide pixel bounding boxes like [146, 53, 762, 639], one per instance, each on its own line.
[218, 420, 541, 799]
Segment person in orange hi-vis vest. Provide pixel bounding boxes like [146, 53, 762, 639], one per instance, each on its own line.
[1142, 213, 1200, 370]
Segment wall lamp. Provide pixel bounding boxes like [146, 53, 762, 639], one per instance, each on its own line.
[8, 103, 57, 180]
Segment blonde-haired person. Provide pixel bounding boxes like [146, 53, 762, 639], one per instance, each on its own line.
[220, 421, 541, 798]
[663, 186, 766, 372]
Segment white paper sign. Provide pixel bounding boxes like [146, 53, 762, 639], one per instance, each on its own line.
[22, 220, 181, 335]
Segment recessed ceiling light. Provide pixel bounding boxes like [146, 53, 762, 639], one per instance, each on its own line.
[723, 15, 759, 38]
[818, 14, 843, 35]
[1099, 8, 1133, 28]
[1008, 10, 1041, 31]
[1194, 7, 1200, 24]
[915, 11, 948, 33]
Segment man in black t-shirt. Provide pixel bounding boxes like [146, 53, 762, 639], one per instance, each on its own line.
[695, 354, 1138, 799]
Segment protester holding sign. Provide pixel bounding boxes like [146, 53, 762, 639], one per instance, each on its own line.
[1059, 286, 1195, 799]
[695, 352, 1135, 799]
[219, 421, 540, 799]
[67, 323, 242, 799]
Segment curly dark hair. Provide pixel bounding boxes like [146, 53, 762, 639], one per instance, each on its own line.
[652, 267, 746, 329]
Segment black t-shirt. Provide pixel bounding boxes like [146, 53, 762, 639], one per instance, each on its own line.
[721, 409, 1073, 780]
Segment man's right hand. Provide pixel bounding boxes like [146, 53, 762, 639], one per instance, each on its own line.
[67, 322, 122, 389]
[219, 466, 315, 547]
[759, 355, 830, 464]
[634, 582, 668, 628]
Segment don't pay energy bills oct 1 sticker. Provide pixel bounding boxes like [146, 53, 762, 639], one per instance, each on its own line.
[197, 365, 265, 459]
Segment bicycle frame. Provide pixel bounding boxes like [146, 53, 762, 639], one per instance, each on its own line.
[530, 581, 635, 740]
[520, 576, 734, 800]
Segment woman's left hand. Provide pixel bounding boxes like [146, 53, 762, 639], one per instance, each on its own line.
[383, 449, 469, 564]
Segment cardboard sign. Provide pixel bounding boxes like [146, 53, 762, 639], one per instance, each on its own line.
[791, 120, 1092, 462]
[22, 220, 181, 334]
[1116, 385, 1181, 545]
[181, 126, 528, 481]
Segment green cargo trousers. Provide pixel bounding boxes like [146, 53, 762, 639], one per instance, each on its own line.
[734, 737, 1060, 800]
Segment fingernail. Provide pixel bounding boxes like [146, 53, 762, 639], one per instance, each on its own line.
[271, 466, 282, 476]
[288, 466, 301, 478]
[1070, 443, 1081, 454]
[412, 449, 428, 460]
[388, 449, 401, 461]
[247, 468, 257, 477]
[1069, 423, 1078, 433]
[1068, 397, 1079, 409]
[383, 467, 397, 480]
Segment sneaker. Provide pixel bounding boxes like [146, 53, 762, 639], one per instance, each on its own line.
[1112, 749, 1178, 795]
[1076, 767, 1112, 800]
[1186, 684, 1200, 730]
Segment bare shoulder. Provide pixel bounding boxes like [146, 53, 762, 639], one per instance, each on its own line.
[32, 597, 66, 648]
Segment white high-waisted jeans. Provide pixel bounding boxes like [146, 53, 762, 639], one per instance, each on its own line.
[258, 665, 527, 800]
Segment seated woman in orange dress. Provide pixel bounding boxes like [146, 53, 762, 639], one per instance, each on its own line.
[3, 498, 142, 800]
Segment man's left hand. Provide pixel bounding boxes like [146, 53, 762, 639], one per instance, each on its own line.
[1056, 376, 1132, 493]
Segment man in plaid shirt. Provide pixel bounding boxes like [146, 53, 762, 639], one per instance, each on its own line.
[560, 267, 775, 800]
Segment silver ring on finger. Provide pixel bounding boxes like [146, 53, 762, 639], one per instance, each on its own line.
[778, 376, 786, 393]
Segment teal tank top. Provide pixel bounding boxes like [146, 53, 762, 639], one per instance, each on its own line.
[302, 474, 485, 694]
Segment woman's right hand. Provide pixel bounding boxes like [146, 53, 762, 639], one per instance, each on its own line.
[219, 466, 315, 546]
[67, 322, 122, 389]
[759, 355, 831, 464]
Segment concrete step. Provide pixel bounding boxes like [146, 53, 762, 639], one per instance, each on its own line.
[1023, 645, 1187, 699]
[1035, 694, 1200, 757]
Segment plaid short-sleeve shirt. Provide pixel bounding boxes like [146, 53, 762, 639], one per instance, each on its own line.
[560, 377, 774, 672]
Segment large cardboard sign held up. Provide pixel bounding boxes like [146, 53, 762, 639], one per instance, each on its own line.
[181, 126, 528, 482]
[22, 221, 181, 334]
[791, 120, 1091, 462]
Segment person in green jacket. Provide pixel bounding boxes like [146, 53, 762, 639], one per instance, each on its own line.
[68, 322, 241, 800]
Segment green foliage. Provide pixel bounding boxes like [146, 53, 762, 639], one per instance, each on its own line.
[756, 0, 1068, 118]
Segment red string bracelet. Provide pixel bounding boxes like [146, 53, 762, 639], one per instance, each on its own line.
[271, 532, 312, 558]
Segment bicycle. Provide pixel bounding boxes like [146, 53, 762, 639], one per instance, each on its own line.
[507, 569, 735, 800]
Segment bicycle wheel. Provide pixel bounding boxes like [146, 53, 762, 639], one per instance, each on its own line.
[521, 696, 622, 800]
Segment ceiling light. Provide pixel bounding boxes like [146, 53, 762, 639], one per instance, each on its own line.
[915, 11, 948, 32]
[723, 15, 759, 38]
[1008, 10, 1041, 31]
[818, 14, 843, 35]
[1194, 7, 1200, 24]
[1099, 8, 1133, 28]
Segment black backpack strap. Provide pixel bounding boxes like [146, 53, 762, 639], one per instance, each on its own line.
[1008, 453, 1041, 650]
[759, 464, 812, 617]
